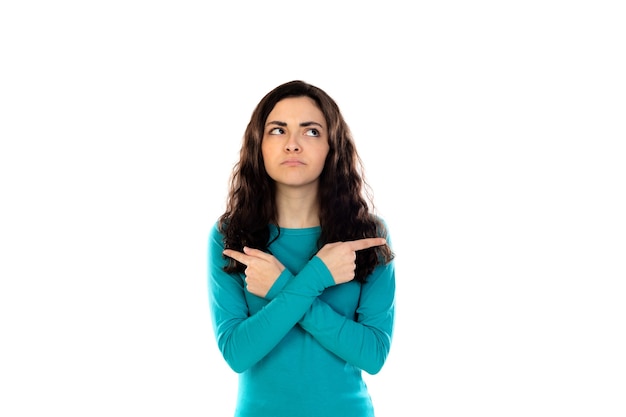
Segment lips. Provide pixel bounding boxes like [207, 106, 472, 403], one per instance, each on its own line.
[281, 159, 305, 166]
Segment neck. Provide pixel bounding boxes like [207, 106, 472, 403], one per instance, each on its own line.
[275, 184, 320, 229]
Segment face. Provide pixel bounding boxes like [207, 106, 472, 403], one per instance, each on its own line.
[261, 96, 330, 191]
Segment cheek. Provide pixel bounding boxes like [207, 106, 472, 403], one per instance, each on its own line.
[261, 142, 275, 174]
[261, 136, 280, 152]
[313, 148, 330, 172]
[261, 140, 272, 161]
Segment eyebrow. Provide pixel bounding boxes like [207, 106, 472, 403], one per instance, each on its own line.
[266, 120, 325, 128]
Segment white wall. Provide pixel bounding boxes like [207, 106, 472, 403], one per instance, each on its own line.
[1, 1, 625, 416]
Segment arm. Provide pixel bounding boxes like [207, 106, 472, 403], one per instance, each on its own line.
[298, 260, 395, 375]
[263, 259, 395, 374]
[261, 234, 395, 374]
[207, 223, 335, 373]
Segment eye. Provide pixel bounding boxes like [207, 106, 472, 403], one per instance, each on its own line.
[268, 127, 285, 135]
[304, 128, 320, 137]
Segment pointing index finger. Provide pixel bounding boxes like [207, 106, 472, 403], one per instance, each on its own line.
[348, 237, 387, 252]
[223, 249, 250, 265]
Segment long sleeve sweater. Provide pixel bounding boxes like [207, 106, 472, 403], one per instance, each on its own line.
[208, 222, 395, 417]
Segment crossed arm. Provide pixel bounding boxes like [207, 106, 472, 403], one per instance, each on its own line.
[208, 224, 395, 374]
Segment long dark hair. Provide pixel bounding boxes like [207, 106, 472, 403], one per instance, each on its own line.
[218, 80, 394, 282]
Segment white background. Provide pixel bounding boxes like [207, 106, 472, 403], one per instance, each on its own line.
[1, 1, 625, 416]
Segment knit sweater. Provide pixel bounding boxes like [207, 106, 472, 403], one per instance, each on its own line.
[208, 222, 395, 417]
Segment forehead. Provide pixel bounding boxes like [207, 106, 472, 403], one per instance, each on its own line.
[267, 96, 325, 123]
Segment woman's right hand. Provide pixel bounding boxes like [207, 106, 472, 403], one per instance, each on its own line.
[315, 238, 386, 284]
[222, 246, 285, 298]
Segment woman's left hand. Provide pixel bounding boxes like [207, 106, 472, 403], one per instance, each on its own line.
[223, 247, 285, 297]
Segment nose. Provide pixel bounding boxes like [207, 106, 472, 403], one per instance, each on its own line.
[285, 132, 301, 152]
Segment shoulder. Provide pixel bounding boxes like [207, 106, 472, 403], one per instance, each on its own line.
[209, 219, 225, 244]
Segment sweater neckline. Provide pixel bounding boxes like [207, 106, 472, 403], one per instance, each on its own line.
[269, 224, 321, 236]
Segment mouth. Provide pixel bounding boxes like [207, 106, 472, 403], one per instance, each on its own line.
[281, 159, 305, 166]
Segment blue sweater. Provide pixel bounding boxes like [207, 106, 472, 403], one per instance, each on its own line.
[208, 222, 395, 417]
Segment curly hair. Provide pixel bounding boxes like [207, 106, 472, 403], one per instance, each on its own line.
[218, 80, 394, 282]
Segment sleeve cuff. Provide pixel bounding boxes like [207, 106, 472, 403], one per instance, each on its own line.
[265, 269, 293, 300]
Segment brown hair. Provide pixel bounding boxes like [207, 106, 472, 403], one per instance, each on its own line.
[218, 80, 393, 282]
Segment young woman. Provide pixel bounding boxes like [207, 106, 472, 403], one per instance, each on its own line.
[208, 80, 396, 417]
